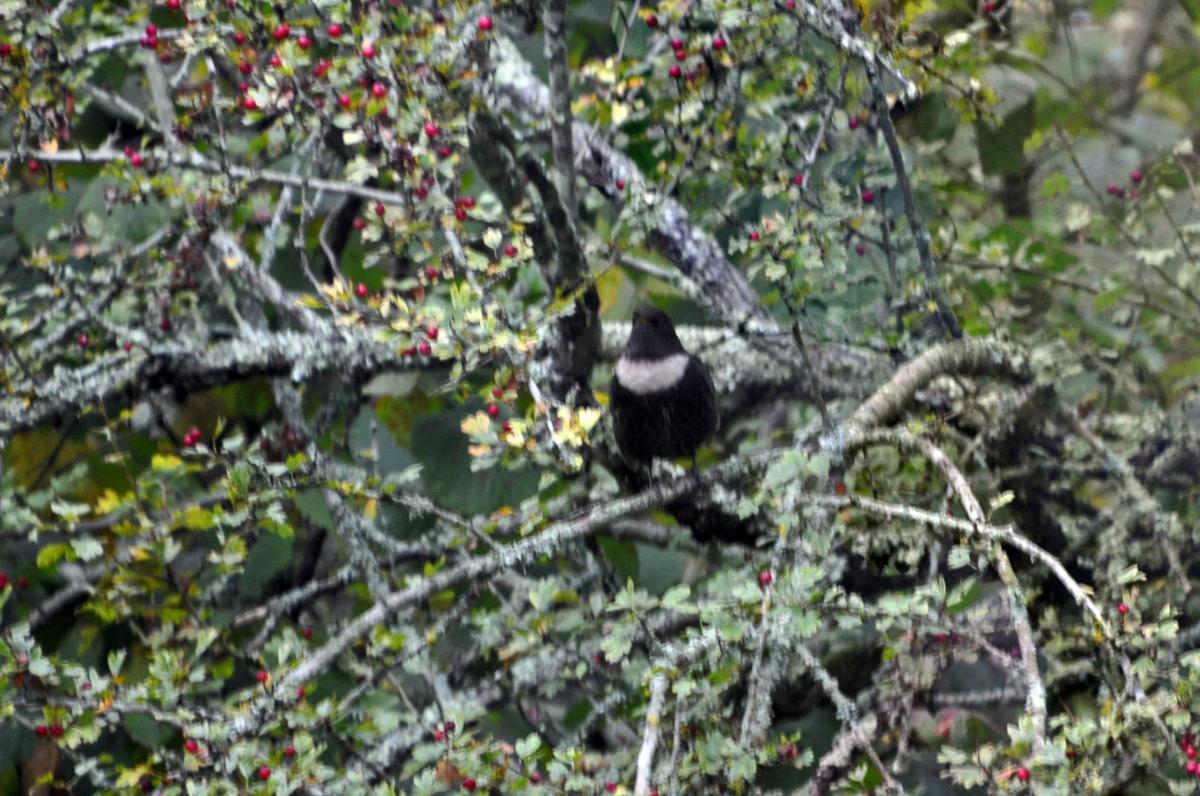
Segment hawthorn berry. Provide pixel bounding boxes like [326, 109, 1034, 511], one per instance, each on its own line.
[605, 784, 617, 793]
[272, 23, 289, 40]
[478, 15, 493, 31]
[418, 341, 432, 356]
[297, 34, 311, 49]
[530, 772, 542, 783]
[17, 576, 28, 588]
[1015, 766, 1029, 782]
[232, 31, 246, 45]
[0, 43, 11, 57]
[371, 82, 387, 99]
[284, 744, 296, 758]
[749, 230, 760, 241]
[792, 173, 805, 186]
[861, 189, 874, 204]
[1118, 602, 1130, 615]
[258, 766, 271, 781]
[338, 93, 352, 109]
[256, 669, 269, 683]
[49, 724, 64, 738]
[302, 626, 313, 639]
[1130, 169, 1143, 184]
[352, 218, 365, 230]
[646, 15, 658, 27]
[327, 23, 342, 37]
[674, 48, 687, 61]
[504, 244, 518, 257]
[361, 42, 376, 58]
[356, 282, 368, 299]
[145, 23, 158, 37]
[425, 326, 439, 340]
[669, 65, 681, 78]
[238, 60, 253, 75]
[78, 334, 89, 347]
[35, 724, 48, 738]
[848, 117, 860, 130]
[185, 739, 199, 754]
[425, 266, 440, 280]
[462, 779, 476, 790]
[374, 202, 385, 216]
[486, 404, 500, 418]
[425, 121, 440, 138]
[712, 36, 725, 50]
[854, 244, 865, 256]
[492, 387, 505, 399]
[670, 38, 684, 49]
[166, 0, 180, 8]
[758, 570, 772, 586]
[434, 729, 446, 741]
[270, 52, 282, 68]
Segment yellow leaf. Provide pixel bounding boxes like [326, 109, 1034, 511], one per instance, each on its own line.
[151, 453, 183, 471]
[460, 411, 492, 437]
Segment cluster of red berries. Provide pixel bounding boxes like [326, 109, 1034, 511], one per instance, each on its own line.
[0, 573, 29, 589]
[182, 426, 202, 447]
[34, 723, 65, 739]
[123, 145, 144, 168]
[454, 195, 476, 222]
[1182, 732, 1200, 777]
[1106, 170, 1145, 200]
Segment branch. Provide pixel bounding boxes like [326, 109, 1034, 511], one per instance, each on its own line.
[633, 673, 668, 796]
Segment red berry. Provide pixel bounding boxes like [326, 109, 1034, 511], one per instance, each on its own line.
[296, 685, 306, 698]
[298, 34, 311, 49]
[232, 31, 246, 44]
[792, 173, 805, 186]
[361, 42, 376, 58]
[1130, 169, 1143, 184]
[17, 576, 28, 588]
[273, 23, 289, 40]
[185, 739, 199, 754]
[425, 266, 440, 280]
[504, 244, 518, 257]
[243, 96, 258, 110]
[167, 0, 180, 8]
[1117, 602, 1129, 615]
[669, 65, 681, 78]
[434, 729, 446, 741]
[327, 23, 342, 37]
[444, 720, 456, 732]
[130, 152, 143, 168]
[492, 387, 505, 399]
[418, 341, 432, 356]
[477, 15, 493, 31]
[258, 766, 271, 781]
[375, 202, 386, 216]
[302, 626, 313, 639]
[486, 404, 500, 418]
[239, 60, 253, 75]
[414, 185, 429, 200]
[338, 93, 351, 108]
[1015, 766, 1029, 782]
[855, 244, 865, 255]
[834, 481, 847, 496]
[49, 724, 64, 738]
[758, 570, 772, 586]
[501, 421, 512, 435]
[0, 43, 11, 57]
[462, 196, 475, 209]
[861, 190, 874, 204]
[122, 341, 134, 351]
[270, 52, 282, 68]
[1106, 183, 1120, 195]
[352, 217, 366, 230]
[371, 82, 387, 99]
[313, 59, 330, 77]
[605, 783, 617, 793]
[159, 317, 172, 332]
[256, 669, 269, 683]
[425, 326, 439, 340]
[140, 34, 156, 48]
[645, 14, 658, 27]
[982, 1, 995, 12]
[1187, 745, 1196, 759]
[462, 780, 476, 791]
[530, 772, 542, 783]
[848, 117, 860, 130]
[455, 207, 467, 221]
[159, 51, 173, 64]
[438, 145, 452, 158]
[1189, 762, 1199, 775]
[145, 23, 158, 36]
[670, 38, 684, 49]
[78, 334, 89, 347]
[712, 36, 725, 50]
[674, 48, 687, 61]
[749, 230, 760, 241]
[424, 121, 440, 138]
[356, 282, 369, 298]
[35, 724, 48, 738]
[284, 744, 295, 758]
[616, 180, 625, 190]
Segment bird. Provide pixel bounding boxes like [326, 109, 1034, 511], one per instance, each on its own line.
[610, 306, 719, 468]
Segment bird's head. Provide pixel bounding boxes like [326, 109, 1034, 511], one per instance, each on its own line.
[625, 306, 685, 359]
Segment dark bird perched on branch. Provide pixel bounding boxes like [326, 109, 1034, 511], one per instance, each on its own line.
[611, 307, 719, 467]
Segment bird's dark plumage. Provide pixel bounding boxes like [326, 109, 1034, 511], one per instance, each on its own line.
[610, 307, 719, 465]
